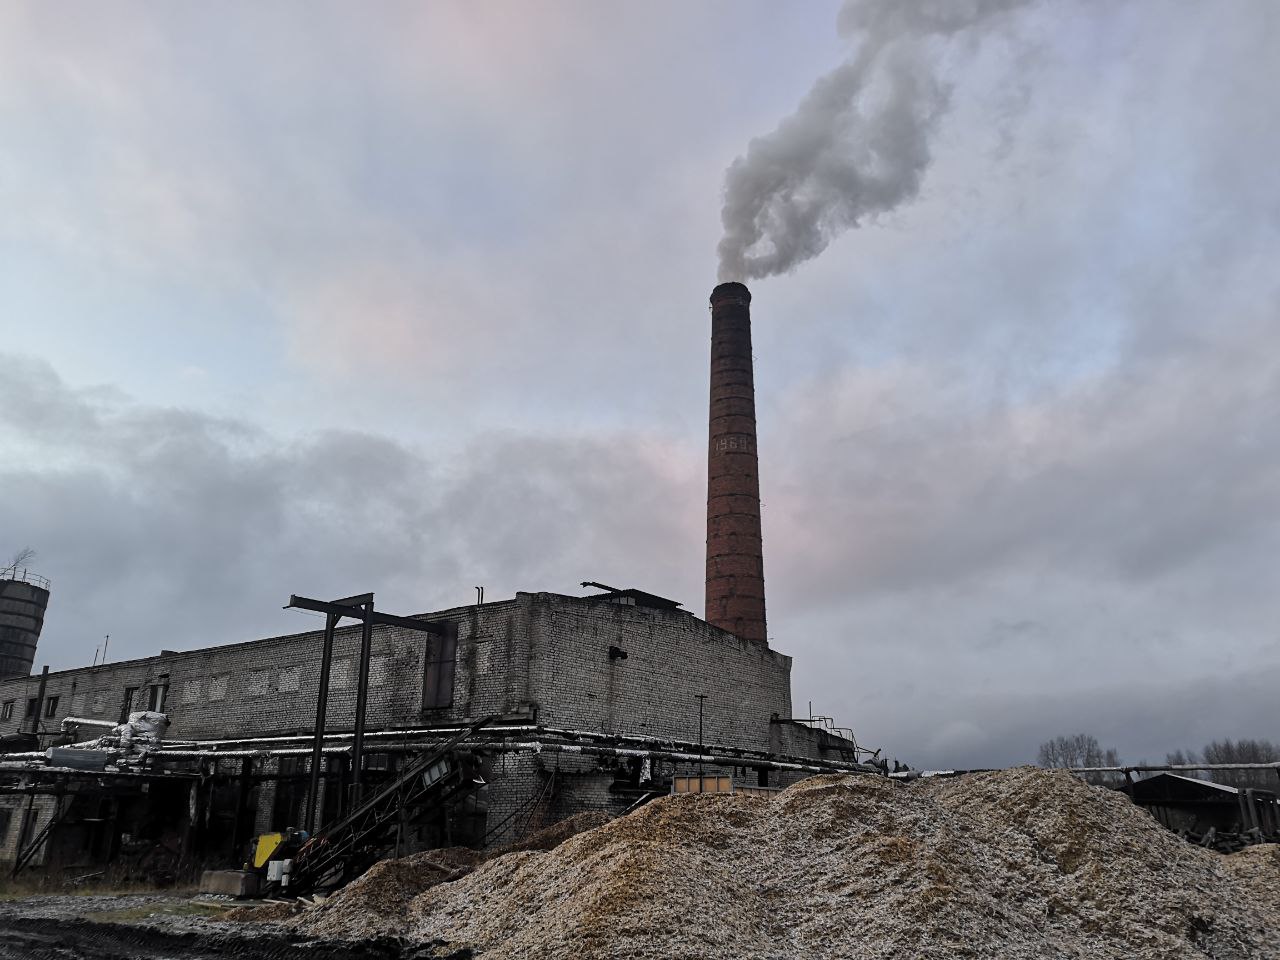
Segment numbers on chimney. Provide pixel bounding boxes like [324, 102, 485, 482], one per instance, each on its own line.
[713, 434, 754, 454]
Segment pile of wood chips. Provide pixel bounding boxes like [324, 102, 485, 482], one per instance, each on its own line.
[273, 770, 1280, 958]
[285, 812, 609, 941]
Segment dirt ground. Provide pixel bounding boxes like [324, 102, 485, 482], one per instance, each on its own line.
[0, 893, 465, 959]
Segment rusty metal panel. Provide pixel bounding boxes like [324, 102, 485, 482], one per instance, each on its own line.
[734, 784, 781, 799]
[672, 775, 733, 795]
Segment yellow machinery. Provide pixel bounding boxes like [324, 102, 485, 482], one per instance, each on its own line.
[249, 827, 308, 876]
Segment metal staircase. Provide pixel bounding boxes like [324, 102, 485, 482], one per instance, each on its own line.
[289, 716, 493, 892]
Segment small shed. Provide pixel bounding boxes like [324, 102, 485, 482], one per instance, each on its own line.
[1123, 773, 1279, 837]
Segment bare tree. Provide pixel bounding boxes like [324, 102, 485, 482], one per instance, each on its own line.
[1165, 748, 1205, 780]
[1165, 740, 1279, 789]
[1037, 733, 1122, 786]
[2, 547, 36, 579]
[1202, 738, 1279, 790]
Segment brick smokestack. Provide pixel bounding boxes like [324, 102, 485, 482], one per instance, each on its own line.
[705, 281, 767, 645]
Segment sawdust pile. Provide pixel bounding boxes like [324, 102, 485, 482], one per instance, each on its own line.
[1220, 842, 1280, 914]
[387, 769, 1280, 959]
[488, 811, 611, 857]
[288, 812, 610, 941]
[290, 847, 480, 941]
[222, 899, 299, 923]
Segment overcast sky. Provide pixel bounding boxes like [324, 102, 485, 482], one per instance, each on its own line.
[1, 1, 1277, 769]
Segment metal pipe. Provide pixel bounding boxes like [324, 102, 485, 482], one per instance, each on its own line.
[60, 717, 118, 732]
[28, 666, 48, 735]
[1067, 763, 1280, 773]
[151, 724, 539, 750]
[536, 726, 872, 770]
[140, 723, 870, 774]
[902, 765, 1278, 779]
[462, 741, 875, 774]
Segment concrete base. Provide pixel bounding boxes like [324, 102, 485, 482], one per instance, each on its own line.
[199, 869, 260, 898]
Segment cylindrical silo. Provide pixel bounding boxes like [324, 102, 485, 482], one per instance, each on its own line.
[0, 573, 49, 680]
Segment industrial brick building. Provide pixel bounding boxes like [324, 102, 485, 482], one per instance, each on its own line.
[0, 587, 860, 877]
[0, 283, 871, 883]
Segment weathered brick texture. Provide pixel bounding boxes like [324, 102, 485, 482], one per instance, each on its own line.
[705, 281, 768, 645]
[0, 591, 826, 857]
[0, 593, 793, 748]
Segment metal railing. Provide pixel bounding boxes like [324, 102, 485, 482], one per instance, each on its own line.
[0, 567, 50, 590]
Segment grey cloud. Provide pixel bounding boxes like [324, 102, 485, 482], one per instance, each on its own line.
[2, 1, 1278, 777]
[761, 300, 1280, 606]
[0, 356, 702, 668]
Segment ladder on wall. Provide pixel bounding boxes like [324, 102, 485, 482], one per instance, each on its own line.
[289, 716, 494, 892]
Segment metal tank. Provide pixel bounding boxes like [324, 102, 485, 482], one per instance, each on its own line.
[0, 570, 49, 680]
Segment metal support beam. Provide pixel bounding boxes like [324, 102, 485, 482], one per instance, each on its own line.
[13, 794, 65, 876]
[305, 612, 339, 834]
[231, 757, 253, 856]
[285, 595, 445, 635]
[285, 592, 447, 811]
[351, 599, 374, 806]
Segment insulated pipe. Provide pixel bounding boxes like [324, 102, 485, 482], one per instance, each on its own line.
[148, 727, 867, 774]
[140, 742, 876, 775]
[147, 724, 539, 750]
[60, 717, 118, 731]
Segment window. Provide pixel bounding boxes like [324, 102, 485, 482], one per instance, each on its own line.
[25, 698, 38, 719]
[0, 809, 11, 843]
[278, 665, 301, 693]
[422, 629, 458, 709]
[1, 701, 12, 721]
[208, 675, 228, 702]
[119, 687, 138, 723]
[43, 696, 59, 719]
[147, 679, 169, 712]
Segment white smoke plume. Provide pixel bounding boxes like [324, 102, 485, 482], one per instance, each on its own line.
[717, 0, 1032, 282]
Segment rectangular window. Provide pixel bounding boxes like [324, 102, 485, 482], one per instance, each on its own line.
[147, 680, 169, 712]
[44, 696, 59, 718]
[120, 687, 138, 723]
[0, 809, 11, 844]
[1, 701, 12, 721]
[25, 698, 38, 719]
[422, 629, 458, 709]
[208, 675, 228, 702]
